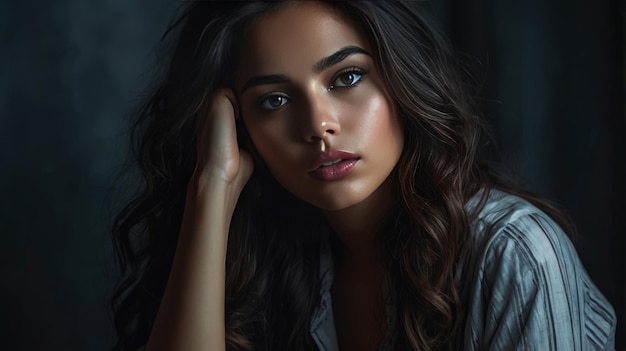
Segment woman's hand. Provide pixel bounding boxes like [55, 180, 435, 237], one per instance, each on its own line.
[192, 89, 254, 195]
[146, 90, 253, 351]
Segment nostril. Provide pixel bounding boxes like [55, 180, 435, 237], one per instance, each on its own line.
[309, 135, 322, 144]
[305, 120, 338, 143]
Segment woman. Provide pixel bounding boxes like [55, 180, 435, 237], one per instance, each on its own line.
[111, 1, 616, 350]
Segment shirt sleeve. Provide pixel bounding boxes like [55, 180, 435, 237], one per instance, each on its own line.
[462, 212, 616, 351]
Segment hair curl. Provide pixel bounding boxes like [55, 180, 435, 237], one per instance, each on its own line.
[110, 2, 575, 350]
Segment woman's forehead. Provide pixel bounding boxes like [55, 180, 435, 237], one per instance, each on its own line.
[236, 1, 370, 81]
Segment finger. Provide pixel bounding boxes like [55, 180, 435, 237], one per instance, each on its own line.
[208, 90, 236, 122]
[197, 90, 233, 144]
[196, 91, 237, 166]
[222, 88, 240, 120]
[214, 91, 238, 144]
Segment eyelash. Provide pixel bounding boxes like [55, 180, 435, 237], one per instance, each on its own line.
[258, 94, 289, 111]
[329, 66, 367, 90]
[257, 66, 368, 111]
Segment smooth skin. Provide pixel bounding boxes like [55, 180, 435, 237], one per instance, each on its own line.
[237, 3, 403, 214]
[146, 2, 402, 350]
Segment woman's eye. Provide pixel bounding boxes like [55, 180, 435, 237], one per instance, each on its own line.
[259, 95, 288, 110]
[332, 70, 363, 88]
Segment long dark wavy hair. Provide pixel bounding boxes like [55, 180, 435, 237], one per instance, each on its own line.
[110, 1, 576, 350]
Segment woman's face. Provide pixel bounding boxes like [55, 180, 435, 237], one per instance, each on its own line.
[237, 1, 404, 211]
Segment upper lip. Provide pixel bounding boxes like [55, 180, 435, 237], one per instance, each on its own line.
[308, 150, 360, 171]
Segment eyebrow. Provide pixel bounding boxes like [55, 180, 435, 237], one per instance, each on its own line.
[240, 45, 371, 94]
[240, 74, 291, 94]
[313, 45, 370, 73]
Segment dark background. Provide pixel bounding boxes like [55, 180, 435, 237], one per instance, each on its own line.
[1, 1, 623, 350]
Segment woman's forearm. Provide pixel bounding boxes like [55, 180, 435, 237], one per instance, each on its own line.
[145, 179, 240, 351]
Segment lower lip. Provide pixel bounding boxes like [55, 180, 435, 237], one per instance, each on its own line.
[310, 159, 359, 180]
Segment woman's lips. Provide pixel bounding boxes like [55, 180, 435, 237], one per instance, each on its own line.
[311, 159, 359, 180]
[309, 150, 360, 180]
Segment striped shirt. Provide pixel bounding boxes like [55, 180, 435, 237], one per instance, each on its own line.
[310, 189, 616, 350]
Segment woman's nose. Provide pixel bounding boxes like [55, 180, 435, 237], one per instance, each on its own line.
[300, 94, 341, 143]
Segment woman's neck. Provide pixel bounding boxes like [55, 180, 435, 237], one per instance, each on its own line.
[326, 178, 394, 351]
[323, 177, 395, 264]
